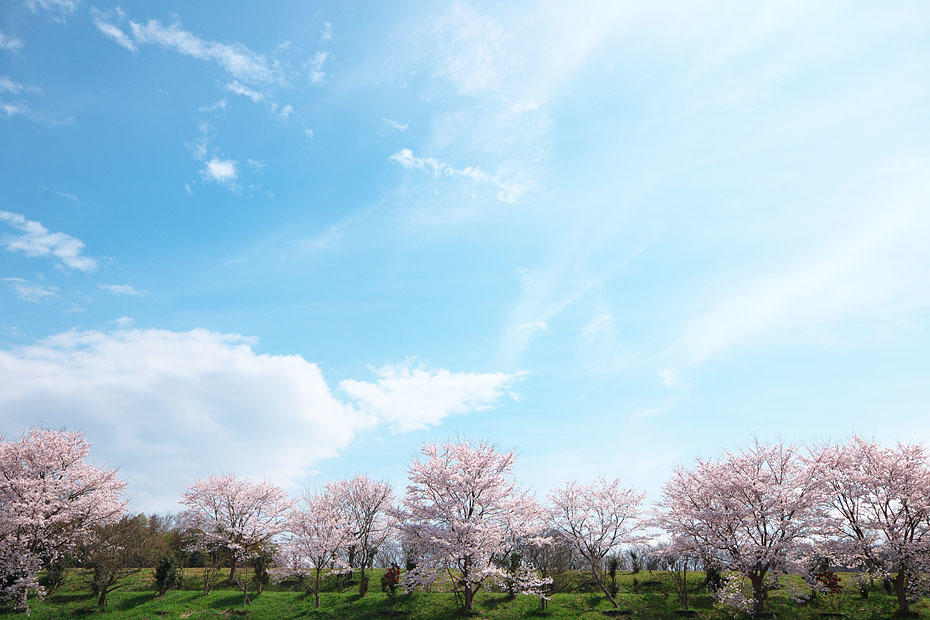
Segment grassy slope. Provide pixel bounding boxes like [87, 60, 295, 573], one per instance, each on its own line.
[4, 570, 929, 619]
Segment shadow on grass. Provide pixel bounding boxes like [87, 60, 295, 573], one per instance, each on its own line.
[47, 592, 87, 604]
[116, 592, 152, 610]
[207, 593, 244, 609]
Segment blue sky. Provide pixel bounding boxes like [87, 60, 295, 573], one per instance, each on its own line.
[2, 0, 929, 513]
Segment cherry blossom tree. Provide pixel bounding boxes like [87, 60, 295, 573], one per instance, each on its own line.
[814, 437, 930, 616]
[180, 475, 293, 583]
[656, 439, 825, 615]
[328, 475, 394, 597]
[393, 439, 548, 611]
[275, 489, 353, 608]
[0, 428, 126, 612]
[548, 477, 645, 608]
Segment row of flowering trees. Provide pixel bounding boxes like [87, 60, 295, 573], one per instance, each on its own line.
[2, 429, 930, 616]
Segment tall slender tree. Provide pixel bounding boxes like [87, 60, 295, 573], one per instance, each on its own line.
[548, 477, 645, 608]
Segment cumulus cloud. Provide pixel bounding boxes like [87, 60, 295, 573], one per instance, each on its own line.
[340, 363, 524, 432]
[0, 329, 519, 511]
[0, 210, 97, 272]
[1, 278, 57, 302]
[0, 32, 23, 52]
[98, 283, 144, 296]
[389, 148, 523, 203]
[203, 157, 237, 184]
[0, 328, 374, 512]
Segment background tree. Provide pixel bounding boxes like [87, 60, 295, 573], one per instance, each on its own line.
[329, 475, 393, 597]
[548, 477, 645, 608]
[0, 428, 125, 612]
[656, 439, 825, 615]
[815, 437, 930, 616]
[275, 489, 352, 608]
[83, 514, 153, 608]
[393, 439, 548, 611]
[180, 475, 293, 583]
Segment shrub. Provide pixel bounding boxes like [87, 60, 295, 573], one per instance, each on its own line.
[381, 563, 401, 599]
[154, 554, 181, 596]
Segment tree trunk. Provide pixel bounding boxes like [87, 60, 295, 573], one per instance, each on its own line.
[750, 573, 767, 615]
[463, 584, 474, 610]
[359, 566, 368, 597]
[590, 560, 619, 607]
[98, 589, 108, 608]
[893, 569, 910, 615]
[228, 555, 237, 583]
[314, 568, 321, 608]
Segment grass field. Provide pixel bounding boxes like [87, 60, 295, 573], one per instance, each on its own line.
[4, 569, 929, 619]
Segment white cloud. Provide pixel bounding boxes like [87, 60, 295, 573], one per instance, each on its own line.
[0, 32, 23, 52]
[0, 328, 374, 512]
[25, 0, 78, 22]
[277, 104, 293, 121]
[203, 157, 237, 184]
[49, 190, 81, 205]
[320, 22, 333, 42]
[1, 278, 57, 303]
[0, 210, 97, 272]
[127, 19, 279, 84]
[113, 316, 134, 328]
[0, 103, 27, 116]
[198, 98, 227, 112]
[0, 77, 24, 94]
[389, 148, 523, 203]
[226, 80, 264, 103]
[383, 118, 408, 132]
[658, 368, 679, 388]
[0, 329, 519, 511]
[98, 283, 144, 296]
[676, 158, 930, 364]
[307, 51, 327, 84]
[94, 19, 136, 51]
[340, 363, 524, 432]
[305, 128, 314, 140]
[514, 319, 549, 333]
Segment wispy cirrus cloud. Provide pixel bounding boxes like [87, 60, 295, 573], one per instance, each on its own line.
[382, 118, 408, 132]
[94, 18, 136, 51]
[1, 277, 58, 303]
[0, 103, 27, 117]
[0, 32, 23, 52]
[0, 76, 39, 95]
[25, 0, 78, 22]
[0, 210, 97, 272]
[307, 51, 327, 84]
[98, 283, 144, 296]
[389, 148, 523, 203]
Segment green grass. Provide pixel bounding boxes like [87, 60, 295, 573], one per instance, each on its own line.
[4, 570, 929, 619]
